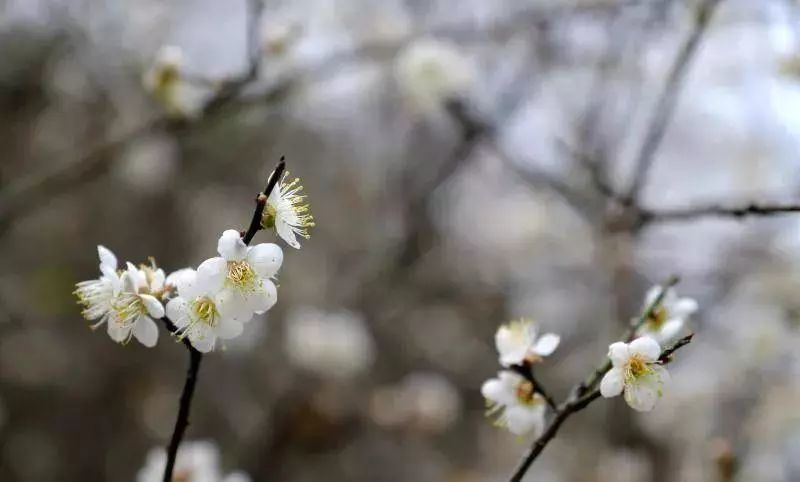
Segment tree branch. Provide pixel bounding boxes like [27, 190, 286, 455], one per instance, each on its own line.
[508, 277, 685, 482]
[162, 347, 203, 482]
[242, 157, 285, 244]
[621, 0, 723, 205]
[641, 202, 800, 223]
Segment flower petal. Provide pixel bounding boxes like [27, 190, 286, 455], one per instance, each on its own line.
[657, 319, 684, 345]
[107, 320, 129, 343]
[250, 280, 277, 315]
[140, 294, 165, 319]
[276, 218, 300, 249]
[133, 316, 159, 347]
[623, 366, 668, 412]
[97, 245, 118, 271]
[215, 289, 254, 323]
[217, 229, 247, 261]
[532, 333, 560, 357]
[504, 405, 545, 436]
[481, 375, 514, 406]
[216, 318, 244, 340]
[196, 257, 227, 295]
[629, 336, 661, 362]
[191, 335, 216, 353]
[166, 298, 189, 328]
[672, 298, 699, 318]
[495, 325, 530, 367]
[247, 243, 284, 278]
[166, 268, 194, 289]
[600, 368, 624, 398]
[608, 342, 630, 367]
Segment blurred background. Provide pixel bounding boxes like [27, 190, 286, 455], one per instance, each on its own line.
[1, 0, 800, 481]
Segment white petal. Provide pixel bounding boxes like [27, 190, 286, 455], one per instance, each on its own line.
[600, 368, 624, 398]
[166, 268, 194, 288]
[196, 257, 227, 295]
[608, 342, 630, 367]
[532, 333, 560, 357]
[623, 366, 668, 412]
[276, 218, 300, 249]
[495, 326, 528, 366]
[140, 294, 165, 318]
[133, 316, 159, 347]
[174, 269, 199, 300]
[150, 268, 166, 292]
[97, 245, 117, 270]
[216, 318, 244, 340]
[504, 405, 545, 436]
[246, 243, 284, 278]
[629, 336, 661, 362]
[481, 376, 514, 406]
[166, 298, 189, 327]
[250, 280, 277, 314]
[126, 262, 147, 290]
[217, 229, 247, 261]
[121, 270, 137, 294]
[191, 335, 216, 353]
[215, 289, 254, 323]
[672, 298, 699, 318]
[107, 320, 129, 343]
[657, 319, 684, 344]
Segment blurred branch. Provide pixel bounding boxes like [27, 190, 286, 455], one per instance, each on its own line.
[621, 0, 724, 205]
[509, 277, 684, 482]
[641, 202, 800, 223]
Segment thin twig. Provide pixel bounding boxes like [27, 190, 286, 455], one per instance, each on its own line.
[621, 0, 723, 205]
[508, 277, 683, 481]
[641, 202, 800, 223]
[162, 348, 203, 482]
[242, 157, 285, 245]
[658, 333, 694, 364]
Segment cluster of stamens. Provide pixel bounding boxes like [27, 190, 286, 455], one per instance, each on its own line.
[226, 260, 258, 291]
[262, 172, 316, 239]
[623, 354, 653, 385]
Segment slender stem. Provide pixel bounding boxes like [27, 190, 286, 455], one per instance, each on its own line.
[641, 202, 800, 224]
[163, 348, 203, 482]
[242, 157, 285, 245]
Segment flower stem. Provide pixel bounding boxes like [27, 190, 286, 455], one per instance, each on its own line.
[162, 347, 203, 482]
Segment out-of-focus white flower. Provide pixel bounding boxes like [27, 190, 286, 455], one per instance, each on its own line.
[262, 171, 315, 249]
[495, 319, 560, 367]
[284, 308, 375, 380]
[600, 337, 669, 412]
[637, 286, 698, 345]
[370, 372, 462, 433]
[394, 38, 475, 112]
[165, 260, 243, 353]
[75, 245, 122, 332]
[75, 247, 164, 348]
[136, 440, 251, 482]
[142, 45, 208, 118]
[209, 230, 282, 322]
[481, 371, 547, 436]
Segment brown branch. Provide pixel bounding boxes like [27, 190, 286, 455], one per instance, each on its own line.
[658, 333, 694, 364]
[242, 157, 285, 245]
[621, 0, 723, 205]
[509, 277, 685, 481]
[641, 202, 800, 223]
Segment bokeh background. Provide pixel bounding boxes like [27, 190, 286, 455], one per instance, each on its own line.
[1, 0, 800, 481]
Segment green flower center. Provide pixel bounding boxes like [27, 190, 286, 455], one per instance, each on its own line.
[624, 355, 653, 384]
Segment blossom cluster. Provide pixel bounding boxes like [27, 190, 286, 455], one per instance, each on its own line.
[74, 171, 313, 352]
[481, 286, 697, 435]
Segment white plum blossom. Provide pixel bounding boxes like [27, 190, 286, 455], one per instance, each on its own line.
[142, 45, 209, 118]
[75, 247, 164, 348]
[165, 260, 244, 353]
[284, 307, 375, 380]
[495, 319, 560, 367]
[600, 337, 670, 412]
[261, 172, 315, 249]
[394, 38, 475, 112]
[481, 371, 547, 436]
[75, 245, 122, 332]
[637, 286, 698, 344]
[137, 440, 251, 482]
[208, 230, 282, 323]
[104, 262, 165, 347]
